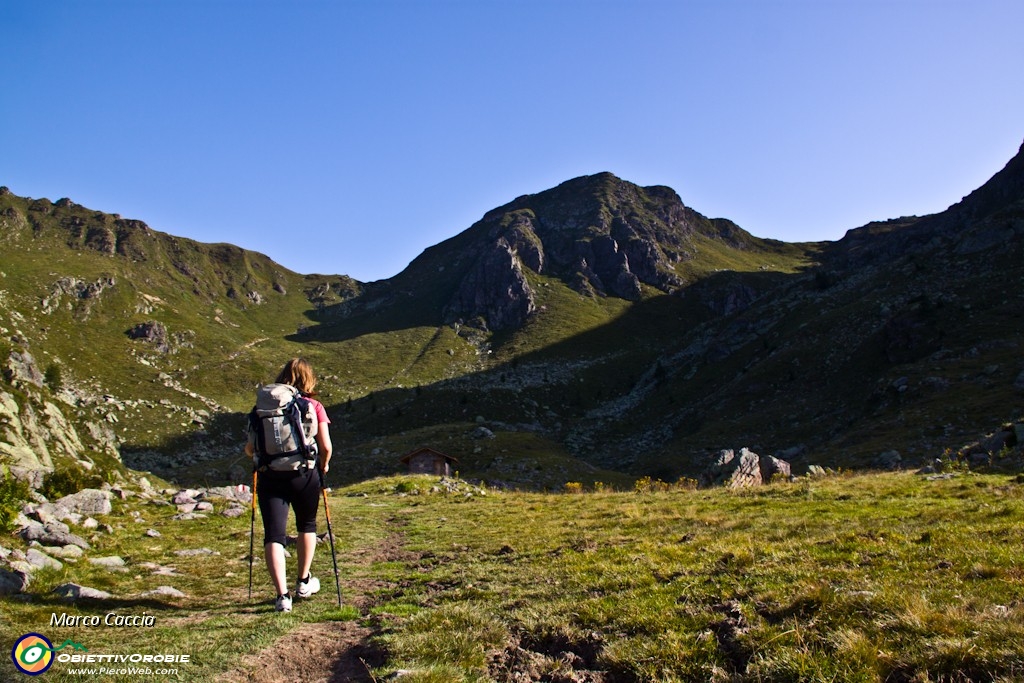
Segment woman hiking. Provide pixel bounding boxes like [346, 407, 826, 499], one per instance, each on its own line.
[245, 357, 333, 612]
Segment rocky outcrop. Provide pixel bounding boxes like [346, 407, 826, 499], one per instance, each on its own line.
[702, 448, 792, 488]
[40, 276, 116, 316]
[444, 237, 537, 331]
[0, 390, 55, 472]
[3, 350, 44, 388]
[0, 385, 99, 475]
[441, 173, 712, 329]
[126, 320, 170, 352]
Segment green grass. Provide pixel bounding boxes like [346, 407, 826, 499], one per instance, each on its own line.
[5, 471, 1024, 682]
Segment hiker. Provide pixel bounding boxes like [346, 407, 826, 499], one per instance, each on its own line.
[245, 357, 333, 612]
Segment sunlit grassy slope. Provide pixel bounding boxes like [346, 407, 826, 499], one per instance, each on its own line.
[5, 471, 1024, 682]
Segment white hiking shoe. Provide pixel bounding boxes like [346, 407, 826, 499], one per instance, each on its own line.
[295, 574, 321, 599]
[275, 593, 293, 612]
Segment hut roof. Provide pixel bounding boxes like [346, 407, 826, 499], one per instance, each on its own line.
[399, 447, 459, 464]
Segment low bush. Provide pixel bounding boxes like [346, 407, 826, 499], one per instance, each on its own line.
[0, 462, 31, 533]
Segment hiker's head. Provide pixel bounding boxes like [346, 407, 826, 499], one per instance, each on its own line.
[276, 358, 318, 396]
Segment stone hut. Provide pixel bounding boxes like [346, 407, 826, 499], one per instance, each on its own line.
[400, 447, 459, 476]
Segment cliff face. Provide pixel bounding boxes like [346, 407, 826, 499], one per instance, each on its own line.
[442, 173, 731, 330]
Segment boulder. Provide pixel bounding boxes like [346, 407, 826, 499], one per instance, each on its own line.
[89, 556, 126, 568]
[52, 488, 112, 516]
[873, 450, 903, 470]
[727, 449, 764, 488]
[0, 568, 29, 595]
[141, 585, 186, 598]
[703, 448, 792, 488]
[20, 520, 90, 549]
[759, 455, 792, 483]
[204, 485, 252, 504]
[26, 548, 62, 571]
[171, 489, 202, 505]
[126, 320, 170, 353]
[44, 545, 83, 560]
[53, 583, 112, 600]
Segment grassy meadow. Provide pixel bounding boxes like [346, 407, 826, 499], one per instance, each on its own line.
[4, 471, 1024, 682]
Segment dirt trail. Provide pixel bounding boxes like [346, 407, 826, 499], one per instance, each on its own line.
[218, 534, 408, 682]
[221, 619, 381, 683]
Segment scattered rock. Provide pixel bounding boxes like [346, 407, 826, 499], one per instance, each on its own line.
[172, 512, 207, 521]
[141, 585, 186, 598]
[25, 548, 62, 570]
[44, 545, 83, 560]
[89, 556, 126, 568]
[20, 520, 90, 549]
[174, 548, 220, 557]
[172, 489, 202, 505]
[53, 583, 112, 600]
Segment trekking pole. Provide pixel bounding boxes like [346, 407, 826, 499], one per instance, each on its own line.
[319, 468, 343, 607]
[248, 468, 257, 601]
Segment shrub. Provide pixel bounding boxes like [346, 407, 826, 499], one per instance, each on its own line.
[563, 481, 583, 494]
[44, 363, 64, 391]
[394, 479, 421, 494]
[0, 463, 31, 533]
[41, 463, 108, 500]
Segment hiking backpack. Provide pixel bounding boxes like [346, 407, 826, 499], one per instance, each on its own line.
[248, 383, 319, 472]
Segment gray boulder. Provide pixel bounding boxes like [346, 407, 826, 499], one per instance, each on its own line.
[53, 583, 112, 600]
[52, 488, 113, 516]
[759, 455, 792, 483]
[703, 448, 792, 488]
[141, 585, 186, 598]
[26, 548, 63, 571]
[20, 520, 91, 549]
[0, 568, 29, 595]
[874, 450, 903, 470]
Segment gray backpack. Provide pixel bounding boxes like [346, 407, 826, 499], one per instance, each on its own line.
[248, 384, 319, 472]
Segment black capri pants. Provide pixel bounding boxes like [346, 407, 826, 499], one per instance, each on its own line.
[256, 469, 320, 546]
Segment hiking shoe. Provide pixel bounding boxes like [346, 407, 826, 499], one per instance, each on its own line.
[295, 574, 320, 599]
[275, 593, 293, 612]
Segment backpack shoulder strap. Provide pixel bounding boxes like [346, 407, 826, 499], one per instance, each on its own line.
[286, 397, 313, 460]
[248, 405, 267, 456]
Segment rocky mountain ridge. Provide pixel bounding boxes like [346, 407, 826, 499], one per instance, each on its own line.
[2, 139, 1023, 490]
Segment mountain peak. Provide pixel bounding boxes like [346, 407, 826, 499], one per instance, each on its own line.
[440, 173, 716, 330]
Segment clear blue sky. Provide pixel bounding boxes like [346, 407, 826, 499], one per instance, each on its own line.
[2, 0, 1022, 282]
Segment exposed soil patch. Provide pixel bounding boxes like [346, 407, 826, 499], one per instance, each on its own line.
[218, 620, 384, 683]
[489, 629, 621, 683]
[219, 529, 410, 681]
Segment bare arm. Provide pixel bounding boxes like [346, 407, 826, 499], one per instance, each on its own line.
[316, 423, 333, 474]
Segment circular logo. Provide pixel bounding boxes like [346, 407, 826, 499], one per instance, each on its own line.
[11, 633, 54, 676]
